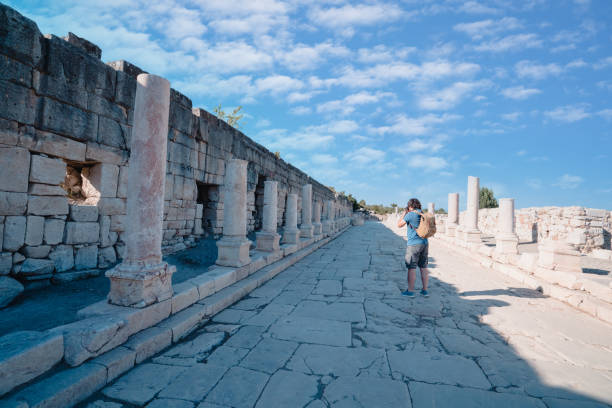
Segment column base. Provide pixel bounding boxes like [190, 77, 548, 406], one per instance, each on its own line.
[300, 225, 314, 238]
[106, 261, 175, 308]
[256, 231, 280, 252]
[463, 229, 481, 243]
[281, 228, 301, 244]
[313, 222, 322, 235]
[322, 221, 332, 235]
[495, 234, 519, 254]
[216, 236, 251, 267]
[538, 240, 581, 273]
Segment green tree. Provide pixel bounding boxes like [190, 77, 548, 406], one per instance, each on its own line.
[213, 104, 244, 128]
[435, 208, 447, 214]
[479, 187, 498, 209]
[358, 199, 366, 208]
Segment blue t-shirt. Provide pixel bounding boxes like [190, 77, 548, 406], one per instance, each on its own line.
[404, 211, 428, 246]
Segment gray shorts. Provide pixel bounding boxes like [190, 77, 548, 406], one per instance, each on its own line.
[405, 244, 428, 269]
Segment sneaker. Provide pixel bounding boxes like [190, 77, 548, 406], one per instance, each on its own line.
[401, 290, 416, 298]
[420, 289, 429, 297]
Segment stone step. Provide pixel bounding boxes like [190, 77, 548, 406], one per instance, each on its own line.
[0, 226, 350, 407]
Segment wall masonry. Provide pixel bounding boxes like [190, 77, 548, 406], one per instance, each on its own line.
[0, 4, 349, 289]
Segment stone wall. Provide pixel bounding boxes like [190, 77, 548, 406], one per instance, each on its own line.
[458, 206, 611, 252]
[0, 4, 349, 285]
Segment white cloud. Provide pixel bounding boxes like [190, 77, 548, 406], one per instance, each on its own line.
[344, 147, 386, 165]
[474, 33, 542, 52]
[309, 3, 403, 28]
[325, 120, 359, 134]
[254, 75, 304, 95]
[526, 178, 542, 190]
[372, 113, 461, 136]
[515, 60, 563, 79]
[398, 138, 445, 153]
[501, 112, 521, 121]
[598, 109, 612, 120]
[418, 80, 490, 110]
[459, 1, 500, 14]
[279, 42, 350, 71]
[407, 155, 448, 170]
[544, 104, 591, 123]
[594, 56, 612, 70]
[357, 45, 416, 64]
[289, 106, 312, 115]
[453, 17, 521, 40]
[316, 91, 393, 115]
[257, 128, 334, 151]
[554, 174, 583, 189]
[501, 86, 541, 100]
[311, 154, 338, 165]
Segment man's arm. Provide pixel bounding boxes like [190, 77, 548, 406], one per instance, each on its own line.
[397, 209, 409, 228]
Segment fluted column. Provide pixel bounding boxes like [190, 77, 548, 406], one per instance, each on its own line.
[495, 198, 518, 254]
[322, 200, 334, 235]
[256, 180, 280, 252]
[446, 193, 459, 237]
[464, 176, 481, 242]
[313, 200, 322, 235]
[300, 184, 314, 238]
[216, 159, 251, 267]
[106, 74, 174, 308]
[281, 193, 300, 244]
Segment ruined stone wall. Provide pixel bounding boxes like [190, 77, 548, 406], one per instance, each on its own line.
[0, 5, 349, 285]
[458, 206, 611, 252]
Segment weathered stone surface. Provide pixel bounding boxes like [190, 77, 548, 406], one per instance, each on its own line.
[147, 399, 194, 408]
[48, 245, 73, 272]
[205, 366, 269, 408]
[28, 183, 67, 196]
[0, 330, 63, 396]
[0, 192, 28, 215]
[240, 338, 298, 374]
[19, 258, 55, 276]
[291, 300, 365, 323]
[28, 195, 69, 215]
[158, 364, 227, 402]
[82, 163, 119, 198]
[97, 197, 126, 216]
[44, 218, 65, 244]
[269, 316, 352, 346]
[29, 154, 66, 185]
[255, 370, 319, 408]
[0, 252, 11, 275]
[0, 79, 37, 125]
[22, 245, 51, 258]
[323, 376, 411, 408]
[124, 326, 171, 364]
[70, 204, 99, 222]
[38, 96, 98, 142]
[0, 145, 30, 192]
[25, 215, 44, 246]
[102, 363, 187, 405]
[91, 346, 135, 383]
[0, 276, 23, 308]
[98, 246, 116, 268]
[29, 129, 87, 161]
[155, 330, 224, 366]
[66, 222, 100, 244]
[75, 245, 99, 270]
[3, 215, 26, 251]
[0, 4, 42, 67]
[116, 165, 128, 198]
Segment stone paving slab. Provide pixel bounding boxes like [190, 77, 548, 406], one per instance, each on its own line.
[77, 222, 612, 408]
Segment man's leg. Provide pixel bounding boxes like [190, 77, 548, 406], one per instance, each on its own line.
[408, 268, 417, 291]
[420, 267, 429, 291]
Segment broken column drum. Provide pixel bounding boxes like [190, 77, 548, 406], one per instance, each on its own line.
[281, 193, 300, 244]
[256, 180, 281, 252]
[464, 176, 481, 242]
[216, 159, 251, 267]
[313, 200, 322, 235]
[428, 202, 435, 214]
[106, 74, 175, 308]
[495, 198, 519, 254]
[300, 184, 314, 238]
[446, 193, 459, 237]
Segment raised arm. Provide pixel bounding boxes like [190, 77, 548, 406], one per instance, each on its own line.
[397, 209, 408, 228]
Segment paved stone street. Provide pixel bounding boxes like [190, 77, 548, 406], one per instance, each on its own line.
[85, 222, 612, 408]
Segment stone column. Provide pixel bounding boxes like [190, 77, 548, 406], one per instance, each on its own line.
[216, 159, 251, 267]
[300, 184, 314, 238]
[256, 180, 280, 252]
[428, 202, 435, 214]
[313, 200, 322, 235]
[495, 198, 519, 254]
[322, 200, 333, 235]
[446, 193, 459, 237]
[281, 193, 300, 244]
[464, 176, 481, 242]
[106, 74, 174, 308]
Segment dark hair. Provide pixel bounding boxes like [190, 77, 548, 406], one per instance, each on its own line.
[406, 198, 421, 210]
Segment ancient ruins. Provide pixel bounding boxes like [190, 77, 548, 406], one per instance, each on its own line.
[0, 4, 611, 408]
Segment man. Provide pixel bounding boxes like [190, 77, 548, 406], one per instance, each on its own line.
[396, 198, 429, 298]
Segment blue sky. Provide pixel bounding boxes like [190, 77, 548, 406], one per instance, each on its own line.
[8, 0, 612, 210]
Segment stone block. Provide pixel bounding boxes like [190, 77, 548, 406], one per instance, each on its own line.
[0, 146, 30, 192]
[116, 166, 128, 198]
[0, 80, 37, 125]
[0, 275, 23, 308]
[38, 95, 98, 141]
[44, 218, 65, 244]
[99, 215, 116, 247]
[33, 68, 87, 109]
[110, 215, 126, 232]
[113, 69, 137, 108]
[92, 346, 135, 383]
[0, 192, 27, 215]
[157, 303, 207, 342]
[0, 330, 63, 396]
[85, 142, 127, 165]
[22, 245, 51, 258]
[3, 216, 26, 251]
[52, 269, 101, 283]
[0, 4, 43, 67]
[70, 204, 99, 222]
[28, 129, 87, 162]
[29, 156, 66, 186]
[0, 53, 32, 88]
[567, 230, 587, 246]
[65, 222, 100, 244]
[49, 245, 74, 272]
[19, 258, 55, 276]
[98, 246, 116, 269]
[25, 215, 44, 246]
[124, 327, 172, 364]
[98, 198, 126, 215]
[28, 183, 67, 196]
[82, 163, 119, 198]
[13, 252, 25, 264]
[0, 252, 11, 275]
[75, 245, 98, 270]
[28, 195, 69, 216]
[171, 281, 200, 314]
